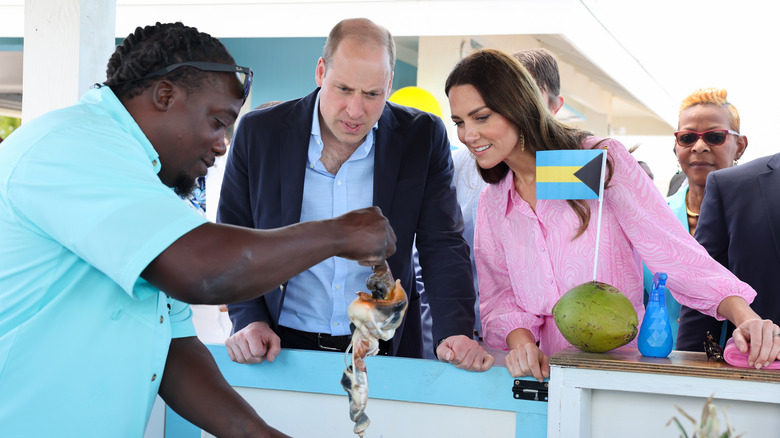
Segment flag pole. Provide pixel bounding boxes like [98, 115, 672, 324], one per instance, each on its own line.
[592, 147, 608, 281]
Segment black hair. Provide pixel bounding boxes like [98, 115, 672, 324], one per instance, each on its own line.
[104, 22, 235, 99]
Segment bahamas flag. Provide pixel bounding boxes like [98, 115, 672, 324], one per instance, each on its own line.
[537, 149, 606, 200]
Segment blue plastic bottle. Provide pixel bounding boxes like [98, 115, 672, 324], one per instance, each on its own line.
[638, 272, 673, 357]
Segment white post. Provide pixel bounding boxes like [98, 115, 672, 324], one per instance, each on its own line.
[22, 0, 116, 122]
[591, 148, 608, 281]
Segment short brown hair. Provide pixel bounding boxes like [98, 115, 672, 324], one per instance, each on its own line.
[322, 18, 395, 72]
[513, 48, 561, 108]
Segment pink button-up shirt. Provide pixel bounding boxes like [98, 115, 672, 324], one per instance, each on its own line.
[474, 137, 756, 355]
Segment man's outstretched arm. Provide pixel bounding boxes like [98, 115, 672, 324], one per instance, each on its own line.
[158, 336, 290, 438]
[143, 206, 396, 305]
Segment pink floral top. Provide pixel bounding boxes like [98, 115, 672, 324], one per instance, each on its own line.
[474, 137, 756, 355]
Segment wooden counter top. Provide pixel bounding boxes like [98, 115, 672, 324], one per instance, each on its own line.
[550, 346, 780, 383]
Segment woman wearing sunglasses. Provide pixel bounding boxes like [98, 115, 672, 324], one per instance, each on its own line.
[673, 88, 747, 236]
[446, 50, 779, 382]
[643, 88, 748, 348]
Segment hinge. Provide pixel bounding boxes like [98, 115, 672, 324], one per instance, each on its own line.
[512, 379, 548, 402]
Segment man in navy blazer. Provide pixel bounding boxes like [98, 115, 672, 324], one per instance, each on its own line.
[677, 153, 780, 354]
[217, 18, 494, 372]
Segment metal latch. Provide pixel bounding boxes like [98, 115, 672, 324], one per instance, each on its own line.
[512, 379, 548, 402]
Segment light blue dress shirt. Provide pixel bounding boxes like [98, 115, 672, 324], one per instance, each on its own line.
[0, 86, 206, 436]
[278, 91, 376, 336]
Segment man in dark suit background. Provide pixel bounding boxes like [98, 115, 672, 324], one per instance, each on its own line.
[217, 18, 493, 372]
[677, 153, 780, 359]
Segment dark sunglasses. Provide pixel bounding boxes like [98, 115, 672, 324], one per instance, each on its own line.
[142, 61, 253, 102]
[673, 129, 739, 147]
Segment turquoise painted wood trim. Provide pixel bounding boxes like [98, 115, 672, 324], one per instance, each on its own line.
[165, 344, 548, 437]
[516, 411, 549, 437]
[0, 37, 23, 51]
[211, 344, 544, 412]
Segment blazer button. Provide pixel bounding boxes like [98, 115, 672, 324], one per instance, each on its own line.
[160, 315, 164, 324]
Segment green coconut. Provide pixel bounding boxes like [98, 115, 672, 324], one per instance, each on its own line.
[552, 281, 638, 353]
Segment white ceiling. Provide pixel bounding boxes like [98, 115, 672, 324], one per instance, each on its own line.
[0, 0, 675, 127]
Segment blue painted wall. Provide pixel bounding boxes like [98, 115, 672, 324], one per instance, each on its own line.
[222, 37, 325, 108]
[0, 38, 23, 51]
[0, 36, 418, 111]
[394, 59, 417, 92]
[221, 37, 417, 110]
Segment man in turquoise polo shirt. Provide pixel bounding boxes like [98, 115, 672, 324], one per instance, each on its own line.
[0, 22, 395, 437]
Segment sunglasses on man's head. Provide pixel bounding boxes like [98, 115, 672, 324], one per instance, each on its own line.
[673, 129, 739, 147]
[142, 61, 253, 102]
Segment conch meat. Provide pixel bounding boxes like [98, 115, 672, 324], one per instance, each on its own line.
[341, 262, 408, 437]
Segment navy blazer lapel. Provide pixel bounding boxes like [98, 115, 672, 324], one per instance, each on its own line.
[758, 153, 780, 260]
[279, 91, 318, 225]
[373, 105, 402, 214]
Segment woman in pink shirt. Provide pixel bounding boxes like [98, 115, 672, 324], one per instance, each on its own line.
[445, 48, 780, 381]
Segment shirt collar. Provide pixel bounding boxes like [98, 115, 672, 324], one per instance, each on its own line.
[497, 170, 516, 216]
[81, 85, 162, 174]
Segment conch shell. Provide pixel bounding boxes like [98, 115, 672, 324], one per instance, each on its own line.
[341, 262, 408, 437]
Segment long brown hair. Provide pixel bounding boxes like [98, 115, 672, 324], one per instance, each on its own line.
[445, 48, 612, 237]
